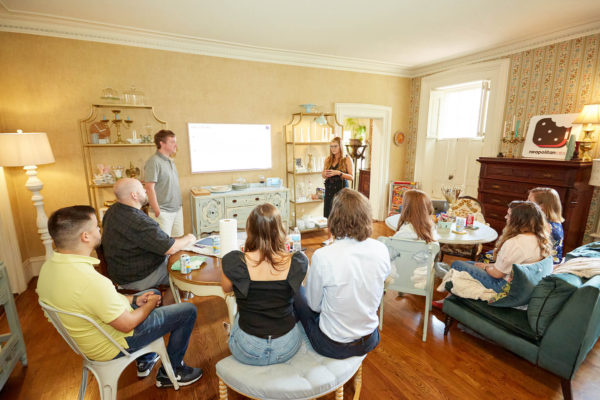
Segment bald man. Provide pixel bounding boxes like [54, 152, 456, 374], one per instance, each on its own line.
[101, 178, 196, 291]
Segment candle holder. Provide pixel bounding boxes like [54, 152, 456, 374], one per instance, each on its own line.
[110, 109, 133, 144]
[501, 132, 525, 158]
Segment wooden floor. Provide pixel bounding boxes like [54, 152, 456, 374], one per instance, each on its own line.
[3, 222, 600, 399]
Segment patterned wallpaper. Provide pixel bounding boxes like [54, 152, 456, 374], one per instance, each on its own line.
[406, 33, 600, 242]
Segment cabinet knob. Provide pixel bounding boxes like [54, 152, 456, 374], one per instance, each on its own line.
[543, 173, 552, 178]
[255, 197, 260, 201]
[232, 200, 237, 203]
[233, 214, 238, 218]
[491, 185, 500, 189]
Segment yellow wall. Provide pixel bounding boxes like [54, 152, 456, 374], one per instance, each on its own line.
[0, 32, 410, 261]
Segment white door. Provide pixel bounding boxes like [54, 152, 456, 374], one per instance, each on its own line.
[414, 59, 510, 200]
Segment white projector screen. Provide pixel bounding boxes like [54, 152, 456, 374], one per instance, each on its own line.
[188, 123, 272, 173]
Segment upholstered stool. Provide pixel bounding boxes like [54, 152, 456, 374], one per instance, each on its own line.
[216, 332, 365, 400]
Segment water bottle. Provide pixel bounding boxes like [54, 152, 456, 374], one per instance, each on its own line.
[291, 227, 302, 252]
[212, 235, 221, 255]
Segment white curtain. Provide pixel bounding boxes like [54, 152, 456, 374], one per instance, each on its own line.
[0, 167, 27, 293]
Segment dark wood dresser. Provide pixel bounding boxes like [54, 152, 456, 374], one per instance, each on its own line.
[358, 169, 371, 198]
[477, 157, 593, 253]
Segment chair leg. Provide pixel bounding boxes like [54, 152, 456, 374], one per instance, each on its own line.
[78, 367, 88, 400]
[335, 386, 344, 400]
[378, 291, 384, 331]
[444, 315, 454, 336]
[353, 364, 363, 400]
[99, 375, 119, 400]
[218, 378, 229, 400]
[561, 378, 572, 400]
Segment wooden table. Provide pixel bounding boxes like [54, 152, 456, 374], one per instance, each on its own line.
[167, 251, 237, 325]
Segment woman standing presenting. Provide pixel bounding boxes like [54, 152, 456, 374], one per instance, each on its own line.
[322, 137, 353, 245]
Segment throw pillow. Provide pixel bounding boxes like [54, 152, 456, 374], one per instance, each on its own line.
[488, 256, 553, 307]
[527, 273, 581, 337]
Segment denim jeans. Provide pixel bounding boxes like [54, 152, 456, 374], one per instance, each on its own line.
[293, 286, 379, 359]
[114, 290, 197, 367]
[228, 315, 301, 366]
[450, 260, 507, 293]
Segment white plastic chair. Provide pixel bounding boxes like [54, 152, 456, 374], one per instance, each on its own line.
[378, 237, 440, 342]
[38, 299, 180, 399]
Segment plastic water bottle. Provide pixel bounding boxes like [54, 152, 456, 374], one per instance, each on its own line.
[291, 227, 302, 252]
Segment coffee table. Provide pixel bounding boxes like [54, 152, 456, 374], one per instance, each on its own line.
[168, 251, 237, 325]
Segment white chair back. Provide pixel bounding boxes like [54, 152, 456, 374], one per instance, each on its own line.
[38, 299, 130, 361]
[378, 237, 440, 341]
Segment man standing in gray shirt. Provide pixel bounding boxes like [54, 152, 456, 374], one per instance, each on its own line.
[144, 130, 183, 236]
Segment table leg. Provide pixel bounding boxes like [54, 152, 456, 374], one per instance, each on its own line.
[169, 276, 182, 303]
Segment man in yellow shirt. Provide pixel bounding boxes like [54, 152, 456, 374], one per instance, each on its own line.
[37, 205, 202, 388]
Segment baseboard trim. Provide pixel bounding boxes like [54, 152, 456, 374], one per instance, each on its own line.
[23, 256, 45, 282]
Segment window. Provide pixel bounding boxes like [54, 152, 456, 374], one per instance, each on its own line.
[428, 80, 490, 139]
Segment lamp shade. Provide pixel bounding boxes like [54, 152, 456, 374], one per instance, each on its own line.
[590, 159, 600, 186]
[573, 104, 600, 125]
[0, 131, 55, 167]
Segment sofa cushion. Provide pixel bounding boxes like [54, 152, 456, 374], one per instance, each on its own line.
[527, 274, 582, 337]
[446, 296, 538, 342]
[488, 257, 553, 308]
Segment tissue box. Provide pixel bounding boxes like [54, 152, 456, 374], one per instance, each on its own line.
[266, 177, 282, 187]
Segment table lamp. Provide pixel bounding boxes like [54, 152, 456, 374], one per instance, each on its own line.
[573, 104, 600, 162]
[0, 130, 55, 259]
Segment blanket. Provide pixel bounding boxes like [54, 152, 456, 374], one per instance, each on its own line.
[553, 257, 600, 278]
[437, 269, 498, 301]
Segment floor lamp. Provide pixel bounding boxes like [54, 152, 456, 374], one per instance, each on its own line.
[0, 130, 55, 259]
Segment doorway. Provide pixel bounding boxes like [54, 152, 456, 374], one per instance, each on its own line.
[335, 103, 392, 220]
[414, 59, 510, 199]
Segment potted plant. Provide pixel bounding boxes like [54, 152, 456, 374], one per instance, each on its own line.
[345, 118, 366, 146]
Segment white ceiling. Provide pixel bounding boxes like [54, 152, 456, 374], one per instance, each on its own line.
[2, 0, 600, 76]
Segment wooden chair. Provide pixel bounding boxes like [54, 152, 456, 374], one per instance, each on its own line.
[440, 195, 487, 261]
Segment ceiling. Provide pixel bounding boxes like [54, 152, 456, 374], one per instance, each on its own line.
[2, 0, 600, 76]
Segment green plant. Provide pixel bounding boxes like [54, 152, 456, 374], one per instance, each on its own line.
[345, 118, 367, 141]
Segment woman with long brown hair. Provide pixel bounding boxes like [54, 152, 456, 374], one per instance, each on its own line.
[321, 136, 353, 245]
[528, 187, 564, 263]
[440, 201, 551, 300]
[221, 203, 308, 365]
[394, 189, 438, 243]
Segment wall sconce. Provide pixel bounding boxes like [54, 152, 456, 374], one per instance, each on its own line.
[0, 130, 55, 259]
[573, 104, 600, 162]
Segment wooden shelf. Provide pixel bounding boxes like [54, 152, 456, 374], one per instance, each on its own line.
[90, 183, 114, 188]
[84, 144, 155, 147]
[286, 141, 330, 145]
[287, 171, 322, 175]
[92, 103, 154, 109]
[291, 199, 323, 204]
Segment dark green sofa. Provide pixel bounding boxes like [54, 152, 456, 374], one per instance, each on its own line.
[443, 250, 600, 400]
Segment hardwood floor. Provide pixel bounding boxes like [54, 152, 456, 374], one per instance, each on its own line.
[2, 222, 600, 399]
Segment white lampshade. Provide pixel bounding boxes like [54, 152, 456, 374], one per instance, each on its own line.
[590, 159, 600, 186]
[574, 104, 600, 126]
[0, 131, 55, 167]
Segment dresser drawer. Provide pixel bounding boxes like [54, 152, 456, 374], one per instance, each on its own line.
[226, 206, 255, 229]
[226, 194, 267, 208]
[483, 163, 573, 186]
[479, 192, 520, 209]
[479, 179, 532, 197]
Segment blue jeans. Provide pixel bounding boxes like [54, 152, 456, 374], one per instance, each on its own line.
[115, 290, 197, 367]
[228, 316, 301, 366]
[450, 261, 507, 293]
[293, 286, 379, 359]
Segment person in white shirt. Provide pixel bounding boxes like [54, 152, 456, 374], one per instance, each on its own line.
[293, 189, 390, 359]
[435, 201, 551, 306]
[393, 189, 439, 242]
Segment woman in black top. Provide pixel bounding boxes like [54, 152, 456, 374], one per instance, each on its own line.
[322, 136, 353, 245]
[221, 203, 308, 366]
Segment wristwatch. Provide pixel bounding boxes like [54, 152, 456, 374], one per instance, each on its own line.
[132, 295, 138, 306]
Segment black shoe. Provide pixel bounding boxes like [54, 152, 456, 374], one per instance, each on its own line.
[136, 353, 160, 378]
[156, 364, 203, 388]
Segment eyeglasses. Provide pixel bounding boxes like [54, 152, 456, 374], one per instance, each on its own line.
[330, 145, 339, 148]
